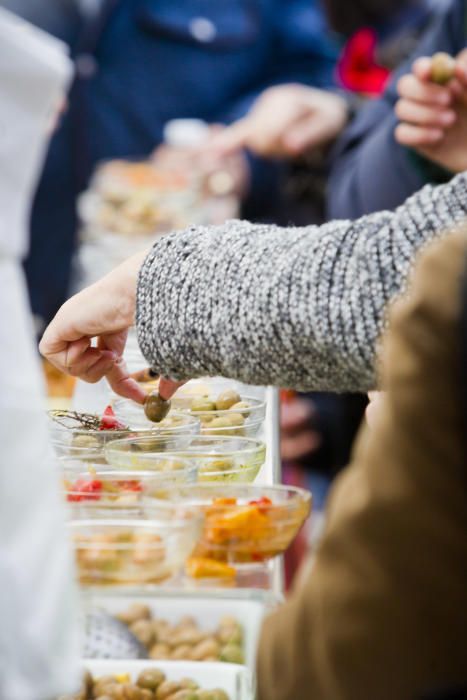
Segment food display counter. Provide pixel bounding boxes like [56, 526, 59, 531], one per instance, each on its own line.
[55, 336, 297, 700]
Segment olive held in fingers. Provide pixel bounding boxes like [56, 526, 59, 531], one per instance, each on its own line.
[144, 391, 171, 423]
[431, 52, 455, 84]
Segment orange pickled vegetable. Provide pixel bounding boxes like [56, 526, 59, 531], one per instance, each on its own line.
[186, 557, 236, 579]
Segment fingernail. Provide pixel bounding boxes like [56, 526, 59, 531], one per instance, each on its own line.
[441, 111, 456, 124]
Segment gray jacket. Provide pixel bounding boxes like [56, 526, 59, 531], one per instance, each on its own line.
[136, 173, 467, 393]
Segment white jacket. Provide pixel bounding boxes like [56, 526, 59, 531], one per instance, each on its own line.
[0, 9, 80, 699]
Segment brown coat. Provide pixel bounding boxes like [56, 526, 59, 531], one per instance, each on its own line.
[257, 231, 467, 700]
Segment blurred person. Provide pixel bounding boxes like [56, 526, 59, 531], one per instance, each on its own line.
[327, 0, 467, 219]
[0, 9, 79, 699]
[6, 0, 340, 333]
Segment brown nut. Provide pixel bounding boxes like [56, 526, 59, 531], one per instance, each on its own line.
[155, 680, 182, 699]
[116, 603, 152, 625]
[431, 52, 455, 84]
[130, 619, 154, 648]
[149, 642, 171, 659]
[144, 391, 171, 423]
[190, 638, 220, 661]
[170, 644, 192, 660]
[137, 668, 166, 691]
[215, 390, 241, 411]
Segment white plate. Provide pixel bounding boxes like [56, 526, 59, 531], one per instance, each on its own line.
[82, 589, 277, 671]
[84, 659, 253, 700]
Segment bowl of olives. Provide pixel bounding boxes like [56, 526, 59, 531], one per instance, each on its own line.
[114, 389, 266, 438]
[49, 407, 200, 460]
[104, 435, 266, 483]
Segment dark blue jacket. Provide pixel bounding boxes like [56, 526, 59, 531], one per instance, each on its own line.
[327, 0, 466, 220]
[25, 0, 338, 326]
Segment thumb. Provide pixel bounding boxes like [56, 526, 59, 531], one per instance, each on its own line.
[207, 119, 251, 156]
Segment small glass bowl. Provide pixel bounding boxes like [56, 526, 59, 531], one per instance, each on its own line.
[48, 409, 200, 460]
[61, 456, 197, 506]
[143, 484, 311, 576]
[104, 435, 266, 483]
[69, 513, 202, 586]
[113, 395, 265, 438]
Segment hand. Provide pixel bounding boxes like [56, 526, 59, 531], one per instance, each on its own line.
[365, 391, 384, 428]
[39, 250, 181, 403]
[395, 50, 467, 172]
[208, 84, 349, 159]
[280, 396, 321, 461]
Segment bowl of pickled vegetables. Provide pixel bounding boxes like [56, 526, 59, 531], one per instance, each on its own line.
[144, 484, 311, 579]
[70, 507, 202, 586]
[49, 405, 200, 460]
[62, 456, 197, 511]
[104, 435, 266, 483]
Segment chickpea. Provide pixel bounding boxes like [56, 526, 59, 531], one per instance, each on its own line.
[190, 638, 220, 661]
[137, 668, 166, 691]
[167, 691, 198, 700]
[155, 680, 182, 700]
[149, 642, 171, 659]
[215, 390, 241, 411]
[117, 603, 152, 625]
[170, 644, 192, 660]
[130, 619, 154, 647]
[179, 679, 199, 691]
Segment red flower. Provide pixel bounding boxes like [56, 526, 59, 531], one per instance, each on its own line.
[337, 28, 390, 97]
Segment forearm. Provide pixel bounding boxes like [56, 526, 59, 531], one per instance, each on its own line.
[136, 173, 467, 392]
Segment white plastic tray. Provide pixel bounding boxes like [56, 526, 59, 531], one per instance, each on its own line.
[82, 589, 277, 671]
[85, 659, 253, 700]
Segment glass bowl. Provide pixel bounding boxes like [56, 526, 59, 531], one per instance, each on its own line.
[143, 484, 311, 578]
[69, 509, 202, 586]
[113, 393, 265, 437]
[48, 409, 200, 460]
[61, 456, 197, 506]
[104, 435, 266, 483]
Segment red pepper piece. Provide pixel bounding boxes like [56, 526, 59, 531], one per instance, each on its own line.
[67, 478, 102, 502]
[99, 404, 125, 430]
[248, 496, 272, 513]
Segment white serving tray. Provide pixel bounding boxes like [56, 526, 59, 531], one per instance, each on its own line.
[84, 659, 253, 700]
[82, 588, 277, 671]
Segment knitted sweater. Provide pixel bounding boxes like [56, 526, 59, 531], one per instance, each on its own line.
[136, 172, 467, 393]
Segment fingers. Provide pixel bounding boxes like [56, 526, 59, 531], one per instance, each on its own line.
[159, 377, 186, 400]
[208, 119, 251, 156]
[395, 98, 456, 128]
[411, 56, 434, 82]
[397, 72, 452, 106]
[395, 122, 443, 147]
[105, 357, 148, 404]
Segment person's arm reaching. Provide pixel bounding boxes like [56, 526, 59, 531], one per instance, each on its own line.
[40, 173, 467, 396]
[136, 172, 467, 392]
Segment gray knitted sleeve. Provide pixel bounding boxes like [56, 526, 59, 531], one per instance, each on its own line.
[136, 172, 467, 393]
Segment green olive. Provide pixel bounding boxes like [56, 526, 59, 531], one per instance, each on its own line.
[207, 418, 231, 431]
[220, 644, 245, 664]
[225, 413, 244, 427]
[230, 401, 251, 415]
[144, 391, 171, 423]
[431, 52, 455, 84]
[136, 669, 166, 691]
[215, 390, 241, 411]
[190, 398, 216, 412]
[156, 680, 182, 699]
